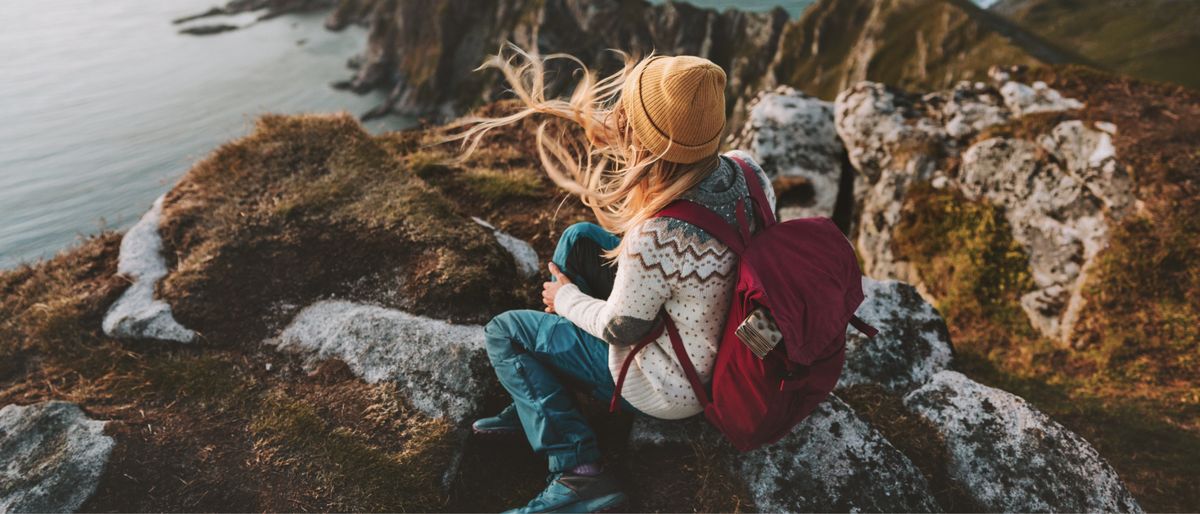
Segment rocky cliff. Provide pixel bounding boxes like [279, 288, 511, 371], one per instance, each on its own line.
[300, 0, 1085, 123]
[2, 64, 1196, 511]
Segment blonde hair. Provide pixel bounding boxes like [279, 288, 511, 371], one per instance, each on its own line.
[443, 43, 719, 258]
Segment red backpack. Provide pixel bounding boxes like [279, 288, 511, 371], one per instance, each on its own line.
[610, 157, 877, 452]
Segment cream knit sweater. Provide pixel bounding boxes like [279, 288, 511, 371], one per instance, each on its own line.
[554, 151, 776, 419]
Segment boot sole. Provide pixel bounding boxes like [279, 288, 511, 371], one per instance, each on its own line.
[471, 427, 524, 438]
[552, 492, 628, 513]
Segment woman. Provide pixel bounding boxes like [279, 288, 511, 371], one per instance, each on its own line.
[450, 45, 776, 513]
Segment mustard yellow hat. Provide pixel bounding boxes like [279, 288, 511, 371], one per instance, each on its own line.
[621, 55, 727, 164]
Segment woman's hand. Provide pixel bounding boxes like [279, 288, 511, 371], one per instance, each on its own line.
[542, 263, 572, 313]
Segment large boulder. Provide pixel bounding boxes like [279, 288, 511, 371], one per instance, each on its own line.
[957, 137, 1103, 341]
[835, 77, 1128, 346]
[0, 402, 115, 513]
[726, 86, 848, 220]
[740, 395, 942, 513]
[839, 278, 953, 394]
[272, 300, 489, 422]
[629, 396, 942, 513]
[904, 371, 1142, 513]
[835, 82, 947, 286]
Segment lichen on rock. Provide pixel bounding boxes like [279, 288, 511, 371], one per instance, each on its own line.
[839, 277, 953, 394]
[740, 395, 942, 513]
[904, 371, 1142, 513]
[727, 86, 848, 220]
[629, 395, 942, 513]
[0, 402, 115, 513]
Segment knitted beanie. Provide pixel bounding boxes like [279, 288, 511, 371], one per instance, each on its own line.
[621, 55, 727, 164]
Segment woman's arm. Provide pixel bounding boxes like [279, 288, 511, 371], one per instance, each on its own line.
[552, 219, 676, 347]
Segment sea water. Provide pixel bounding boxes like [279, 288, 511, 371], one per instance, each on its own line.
[0, 0, 407, 268]
[0, 0, 997, 268]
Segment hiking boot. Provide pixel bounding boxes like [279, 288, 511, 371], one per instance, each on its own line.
[472, 403, 523, 437]
[503, 471, 627, 513]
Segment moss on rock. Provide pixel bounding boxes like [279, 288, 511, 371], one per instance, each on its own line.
[892, 182, 1036, 347]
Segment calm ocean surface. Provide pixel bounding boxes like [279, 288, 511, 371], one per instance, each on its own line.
[0, 0, 990, 268]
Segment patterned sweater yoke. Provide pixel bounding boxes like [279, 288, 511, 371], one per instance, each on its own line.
[554, 150, 777, 419]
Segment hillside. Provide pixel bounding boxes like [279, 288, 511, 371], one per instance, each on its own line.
[181, 0, 1089, 122]
[992, 0, 1200, 90]
[770, 0, 1083, 99]
[3, 66, 1197, 512]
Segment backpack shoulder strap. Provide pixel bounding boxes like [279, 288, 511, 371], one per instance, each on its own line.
[849, 315, 879, 338]
[728, 155, 777, 228]
[610, 311, 711, 413]
[656, 200, 747, 255]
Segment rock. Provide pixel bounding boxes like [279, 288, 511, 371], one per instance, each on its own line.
[740, 395, 942, 513]
[1000, 80, 1084, 116]
[178, 24, 241, 36]
[926, 81, 1012, 139]
[1039, 120, 1135, 214]
[470, 217, 539, 279]
[272, 300, 489, 422]
[102, 196, 197, 343]
[839, 278, 953, 394]
[837, 78, 1124, 345]
[320, 0, 788, 122]
[174, 0, 335, 30]
[834, 81, 946, 184]
[727, 86, 847, 219]
[0, 402, 115, 513]
[958, 137, 1111, 342]
[835, 82, 947, 285]
[904, 371, 1141, 513]
[629, 396, 942, 513]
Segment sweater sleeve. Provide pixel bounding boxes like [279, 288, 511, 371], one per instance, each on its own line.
[554, 218, 676, 347]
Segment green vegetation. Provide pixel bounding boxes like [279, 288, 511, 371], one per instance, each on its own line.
[249, 387, 455, 512]
[893, 183, 1037, 345]
[155, 114, 532, 344]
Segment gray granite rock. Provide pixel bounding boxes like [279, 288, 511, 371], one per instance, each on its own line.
[629, 396, 942, 513]
[1, 402, 115, 513]
[836, 78, 1119, 346]
[1000, 80, 1084, 116]
[839, 278, 953, 394]
[904, 371, 1142, 513]
[727, 86, 847, 219]
[741, 395, 941, 513]
[958, 136, 1118, 342]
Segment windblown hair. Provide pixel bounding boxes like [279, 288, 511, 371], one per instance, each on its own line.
[443, 43, 719, 258]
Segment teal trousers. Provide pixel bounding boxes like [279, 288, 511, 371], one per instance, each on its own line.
[483, 222, 636, 472]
